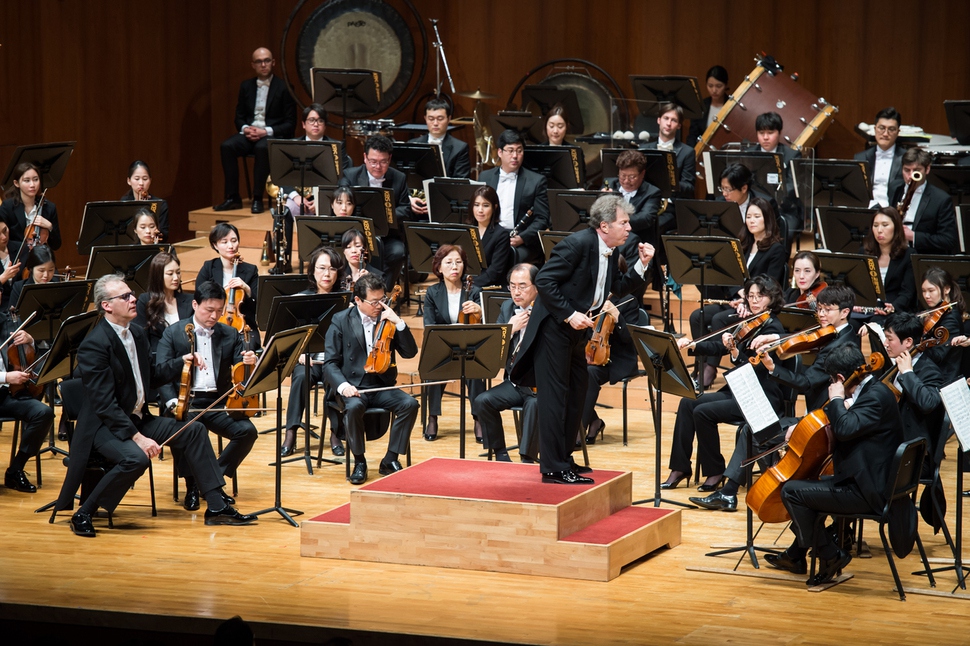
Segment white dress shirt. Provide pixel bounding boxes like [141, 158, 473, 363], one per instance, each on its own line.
[246, 76, 273, 135]
[107, 319, 146, 417]
[367, 170, 385, 188]
[656, 137, 675, 151]
[496, 170, 517, 230]
[191, 320, 218, 392]
[870, 146, 895, 208]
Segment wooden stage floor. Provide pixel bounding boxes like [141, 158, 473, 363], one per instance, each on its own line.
[2, 306, 970, 645]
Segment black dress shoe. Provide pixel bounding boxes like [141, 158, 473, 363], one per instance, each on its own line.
[349, 462, 368, 485]
[541, 470, 594, 485]
[697, 475, 725, 492]
[331, 442, 345, 457]
[220, 490, 235, 506]
[660, 470, 691, 490]
[379, 460, 403, 476]
[764, 550, 808, 575]
[569, 461, 593, 475]
[808, 549, 852, 586]
[688, 491, 738, 511]
[281, 428, 297, 457]
[5, 468, 36, 493]
[424, 415, 438, 442]
[585, 418, 605, 445]
[251, 199, 264, 214]
[520, 455, 536, 464]
[71, 511, 96, 538]
[474, 419, 483, 444]
[204, 505, 257, 526]
[213, 197, 243, 211]
[495, 452, 512, 462]
[183, 487, 201, 511]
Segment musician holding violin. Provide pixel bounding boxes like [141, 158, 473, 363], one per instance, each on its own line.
[0, 162, 62, 254]
[324, 273, 419, 485]
[196, 223, 259, 337]
[0, 220, 22, 313]
[919, 267, 965, 384]
[121, 160, 169, 240]
[338, 229, 382, 289]
[156, 281, 259, 511]
[764, 344, 903, 586]
[131, 208, 162, 246]
[785, 251, 825, 308]
[10, 245, 59, 312]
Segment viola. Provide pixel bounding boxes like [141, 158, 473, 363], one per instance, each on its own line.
[174, 323, 196, 421]
[918, 300, 954, 335]
[218, 254, 245, 332]
[746, 351, 885, 523]
[5, 307, 42, 399]
[585, 303, 616, 366]
[364, 285, 404, 375]
[458, 275, 481, 325]
[749, 323, 838, 365]
[226, 325, 259, 416]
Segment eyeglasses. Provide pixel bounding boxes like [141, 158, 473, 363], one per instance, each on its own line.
[360, 298, 386, 307]
[618, 173, 641, 183]
[253, 58, 273, 65]
[104, 291, 135, 303]
[747, 292, 767, 301]
[875, 125, 899, 134]
[364, 157, 390, 167]
[501, 147, 524, 156]
[509, 284, 533, 293]
[719, 186, 738, 194]
[305, 118, 324, 125]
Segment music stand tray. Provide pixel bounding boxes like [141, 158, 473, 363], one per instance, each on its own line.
[521, 145, 585, 189]
[255, 275, 313, 331]
[816, 206, 877, 253]
[629, 75, 704, 121]
[403, 222, 484, 275]
[489, 114, 542, 143]
[702, 151, 785, 199]
[426, 180, 478, 224]
[34, 310, 100, 386]
[601, 149, 677, 197]
[85, 245, 166, 295]
[911, 255, 970, 307]
[548, 190, 602, 232]
[294, 215, 378, 263]
[1, 142, 75, 192]
[520, 85, 585, 133]
[390, 142, 446, 189]
[268, 140, 343, 195]
[664, 235, 747, 309]
[481, 291, 511, 324]
[816, 251, 885, 308]
[314, 187, 393, 236]
[419, 324, 510, 458]
[538, 230, 573, 261]
[77, 201, 156, 254]
[311, 68, 382, 140]
[674, 201, 744, 238]
[15, 281, 94, 343]
[791, 159, 871, 207]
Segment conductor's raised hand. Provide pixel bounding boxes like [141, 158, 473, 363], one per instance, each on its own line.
[638, 242, 655, 265]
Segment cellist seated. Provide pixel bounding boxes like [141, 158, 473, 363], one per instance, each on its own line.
[323, 273, 419, 485]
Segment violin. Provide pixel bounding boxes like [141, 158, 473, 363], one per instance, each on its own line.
[218, 254, 245, 332]
[458, 275, 482, 325]
[364, 285, 404, 375]
[787, 281, 827, 310]
[585, 298, 617, 366]
[5, 307, 42, 399]
[918, 300, 954, 334]
[882, 326, 949, 399]
[226, 325, 259, 416]
[174, 323, 196, 421]
[15, 189, 50, 279]
[749, 324, 838, 365]
[684, 311, 769, 351]
[746, 351, 885, 523]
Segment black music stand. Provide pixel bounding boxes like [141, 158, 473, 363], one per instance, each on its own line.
[76, 201, 155, 253]
[255, 275, 311, 331]
[419, 325, 510, 459]
[316, 186, 393, 236]
[268, 140, 342, 191]
[265, 293, 349, 474]
[520, 85, 584, 133]
[390, 143, 446, 188]
[816, 206, 877, 253]
[426, 180, 477, 224]
[482, 291, 511, 324]
[927, 166, 970, 207]
[702, 151, 785, 200]
[245, 325, 315, 526]
[295, 216, 377, 265]
[601, 149, 677, 197]
[816, 252, 885, 308]
[792, 159, 871, 208]
[549, 190, 601, 232]
[522, 145, 585, 189]
[538, 231, 572, 261]
[489, 114, 542, 143]
[85, 245, 165, 295]
[403, 222, 484, 275]
[15, 281, 94, 344]
[945, 100, 970, 145]
[311, 68, 382, 142]
[777, 307, 822, 334]
[627, 326, 697, 508]
[674, 201, 744, 239]
[910, 256, 970, 306]
[0, 142, 75, 192]
[629, 76, 704, 121]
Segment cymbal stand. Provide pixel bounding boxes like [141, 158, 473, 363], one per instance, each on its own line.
[429, 19, 456, 97]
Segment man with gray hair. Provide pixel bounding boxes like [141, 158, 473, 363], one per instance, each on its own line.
[510, 195, 655, 484]
[55, 274, 256, 537]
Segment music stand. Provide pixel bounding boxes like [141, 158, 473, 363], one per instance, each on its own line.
[426, 180, 477, 224]
[295, 216, 378, 264]
[255, 275, 311, 331]
[791, 159, 871, 207]
[315, 186, 393, 236]
[311, 68, 382, 141]
[777, 307, 822, 334]
[944, 100, 970, 145]
[539, 230, 573, 261]
[268, 140, 342, 197]
[927, 166, 970, 207]
[627, 325, 698, 509]
[816, 206, 877, 252]
[911, 255, 970, 306]
[265, 293, 350, 474]
[674, 201, 744, 239]
[0, 142, 75, 192]
[85, 245, 166, 295]
[629, 75, 704, 121]
[520, 85, 585, 133]
[76, 201, 155, 253]
[816, 251, 885, 308]
[549, 190, 601, 232]
[403, 222, 484, 275]
[489, 114, 542, 143]
[702, 151, 785, 199]
[521, 145, 584, 189]
[245, 324, 315, 526]
[15, 281, 94, 344]
[419, 324, 510, 458]
[601, 149, 677, 197]
[390, 143, 446, 189]
[481, 291, 511, 323]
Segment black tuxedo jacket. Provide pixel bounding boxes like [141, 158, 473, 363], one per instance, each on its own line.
[696, 316, 789, 407]
[121, 189, 170, 239]
[195, 259, 260, 332]
[340, 165, 411, 224]
[509, 227, 647, 386]
[233, 76, 296, 139]
[891, 182, 958, 254]
[825, 379, 905, 511]
[423, 280, 483, 326]
[881, 247, 916, 313]
[745, 241, 788, 290]
[603, 179, 665, 242]
[474, 223, 514, 288]
[854, 143, 905, 206]
[0, 198, 62, 251]
[497, 298, 523, 375]
[640, 139, 696, 197]
[324, 306, 418, 390]
[408, 133, 471, 179]
[155, 317, 247, 405]
[134, 291, 195, 355]
[479, 166, 550, 248]
[769, 324, 859, 411]
[897, 355, 945, 455]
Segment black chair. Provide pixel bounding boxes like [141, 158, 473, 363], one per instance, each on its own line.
[327, 389, 411, 481]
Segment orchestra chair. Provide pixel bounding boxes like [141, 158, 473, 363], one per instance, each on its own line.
[171, 425, 242, 502]
[327, 390, 411, 481]
[912, 426, 956, 567]
[812, 438, 933, 601]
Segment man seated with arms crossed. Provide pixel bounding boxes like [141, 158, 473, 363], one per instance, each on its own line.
[891, 147, 958, 255]
[324, 273, 419, 485]
[854, 107, 905, 208]
[640, 102, 695, 197]
[472, 263, 540, 463]
[764, 344, 903, 586]
[155, 281, 260, 511]
[691, 284, 859, 511]
[409, 97, 471, 180]
[55, 274, 255, 537]
[480, 130, 550, 265]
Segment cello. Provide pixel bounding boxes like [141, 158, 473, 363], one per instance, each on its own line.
[226, 325, 259, 416]
[364, 285, 404, 374]
[218, 254, 245, 332]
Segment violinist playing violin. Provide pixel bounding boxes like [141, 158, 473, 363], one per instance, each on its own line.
[0, 162, 62, 254]
[665, 275, 787, 496]
[196, 223, 259, 338]
[919, 267, 965, 384]
[323, 273, 419, 485]
[785, 251, 824, 308]
[156, 281, 259, 512]
[764, 344, 903, 586]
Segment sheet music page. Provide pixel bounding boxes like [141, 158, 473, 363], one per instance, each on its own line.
[941, 378, 970, 452]
[723, 362, 779, 433]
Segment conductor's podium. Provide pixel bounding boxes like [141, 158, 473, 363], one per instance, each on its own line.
[301, 457, 681, 581]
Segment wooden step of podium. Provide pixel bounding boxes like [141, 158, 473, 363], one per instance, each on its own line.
[301, 457, 681, 581]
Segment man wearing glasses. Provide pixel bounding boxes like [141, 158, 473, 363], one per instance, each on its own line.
[854, 107, 905, 208]
[55, 275, 256, 537]
[324, 273, 419, 485]
[215, 47, 297, 215]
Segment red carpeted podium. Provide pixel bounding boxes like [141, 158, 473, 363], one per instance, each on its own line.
[301, 458, 681, 581]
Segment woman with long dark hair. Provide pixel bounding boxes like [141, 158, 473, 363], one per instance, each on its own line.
[0, 162, 62, 256]
[465, 185, 512, 288]
[858, 206, 914, 318]
[134, 251, 193, 355]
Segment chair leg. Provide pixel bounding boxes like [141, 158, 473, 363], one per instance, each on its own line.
[148, 461, 157, 517]
[878, 523, 906, 601]
[622, 380, 629, 446]
[914, 531, 936, 589]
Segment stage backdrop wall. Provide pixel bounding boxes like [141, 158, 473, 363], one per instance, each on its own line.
[1, 0, 967, 270]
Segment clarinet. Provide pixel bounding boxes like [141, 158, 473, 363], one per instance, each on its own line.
[510, 208, 535, 239]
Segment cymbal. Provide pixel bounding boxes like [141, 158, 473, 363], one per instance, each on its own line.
[457, 88, 498, 100]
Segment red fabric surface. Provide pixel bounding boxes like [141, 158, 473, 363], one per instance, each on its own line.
[310, 503, 350, 524]
[561, 507, 675, 544]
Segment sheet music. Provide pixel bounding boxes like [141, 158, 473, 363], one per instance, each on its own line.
[723, 363, 779, 433]
[940, 378, 970, 452]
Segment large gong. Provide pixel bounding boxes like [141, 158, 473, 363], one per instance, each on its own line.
[296, 0, 416, 114]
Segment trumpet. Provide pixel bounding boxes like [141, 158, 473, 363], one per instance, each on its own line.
[896, 170, 924, 218]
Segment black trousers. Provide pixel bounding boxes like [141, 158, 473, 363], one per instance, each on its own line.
[782, 478, 873, 557]
[668, 389, 742, 477]
[343, 385, 418, 458]
[535, 319, 588, 473]
[690, 305, 734, 368]
[426, 379, 484, 417]
[1, 394, 54, 469]
[723, 422, 786, 485]
[286, 363, 325, 431]
[471, 379, 538, 457]
[220, 134, 269, 200]
[191, 391, 258, 479]
[580, 364, 611, 430]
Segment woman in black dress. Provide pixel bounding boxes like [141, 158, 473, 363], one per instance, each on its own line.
[687, 65, 729, 147]
[857, 206, 914, 322]
[466, 185, 512, 289]
[121, 160, 169, 240]
[195, 223, 259, 335]
[0, 162, 61, 256]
